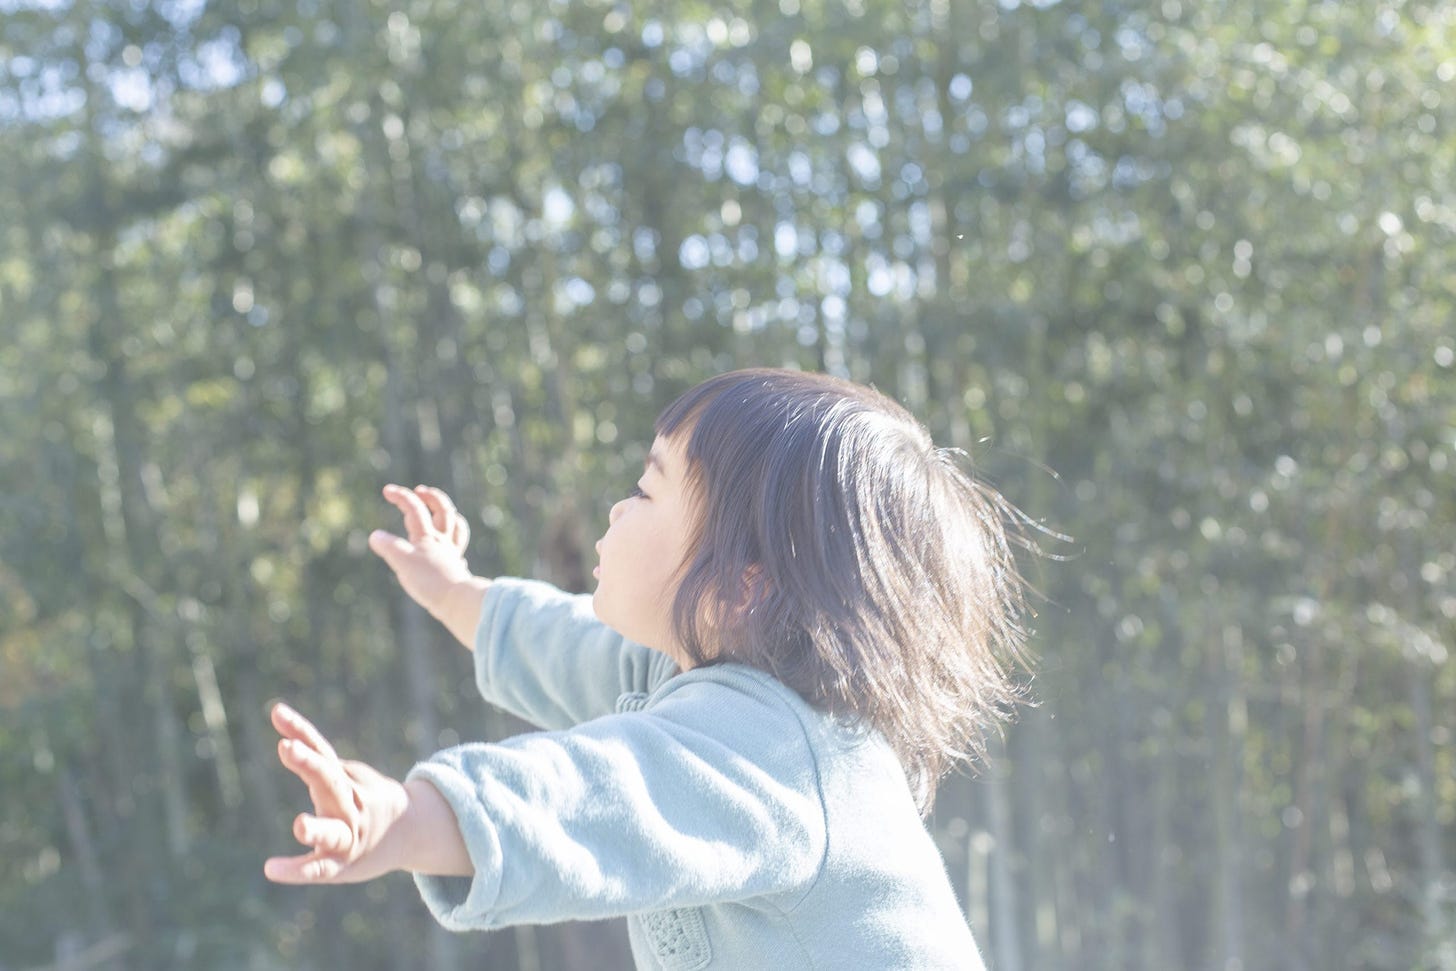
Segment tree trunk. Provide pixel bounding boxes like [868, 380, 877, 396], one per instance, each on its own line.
[984, 766, 1023, 971]
[1408, 651, 1443, 945]
[56, 764, 116, 956]
[1208, 621, 1246, 971]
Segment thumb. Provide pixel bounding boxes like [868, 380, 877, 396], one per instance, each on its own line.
[368, 529, 415, 567]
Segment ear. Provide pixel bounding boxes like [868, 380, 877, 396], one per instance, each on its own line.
[731, 563, 771, 616]
[699, 565, 771, 643]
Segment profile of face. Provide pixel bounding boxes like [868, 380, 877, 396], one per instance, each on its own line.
[592, 435, 698, 667]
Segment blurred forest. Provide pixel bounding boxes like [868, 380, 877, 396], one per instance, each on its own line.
[1, 0, 1453, 968]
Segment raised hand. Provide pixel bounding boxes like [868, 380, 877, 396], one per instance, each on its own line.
[369, 484, 476, 618]
[263, 702, 409, 884]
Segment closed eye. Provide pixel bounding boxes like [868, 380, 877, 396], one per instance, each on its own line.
[627, 484, 647, 500]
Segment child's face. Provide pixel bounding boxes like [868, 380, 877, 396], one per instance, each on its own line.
[592, 434, 698, 667]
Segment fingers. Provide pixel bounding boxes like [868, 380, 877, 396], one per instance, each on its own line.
[293, 812, 354, 855]
[368, 528, 415, 567]
[264, 851, 345, 884]
[270, 703, 340, 762]
[415, 486, 470, 550]
[382, 483, 470, 551]
[265, 714, 356, 885]
[277, 736, 350, 800]
[414, 485, 454, 532]
[382, 483, 434, 540]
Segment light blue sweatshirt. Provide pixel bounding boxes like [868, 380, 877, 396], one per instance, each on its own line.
[407, 578, 985, 970]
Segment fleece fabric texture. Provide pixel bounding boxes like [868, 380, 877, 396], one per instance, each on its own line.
[407, 578, 985, 971]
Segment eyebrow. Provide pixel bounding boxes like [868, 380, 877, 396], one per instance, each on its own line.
[645, 449, 666, 475]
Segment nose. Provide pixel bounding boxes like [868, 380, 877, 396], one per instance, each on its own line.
[608, 498, 627, 526]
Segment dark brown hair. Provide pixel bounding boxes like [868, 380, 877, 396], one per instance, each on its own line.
[656, 368, 1033, 811]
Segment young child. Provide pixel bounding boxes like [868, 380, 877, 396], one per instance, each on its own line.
[265, 368, 1032, 970]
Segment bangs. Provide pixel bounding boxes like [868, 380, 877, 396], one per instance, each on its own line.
[653, 369, 758, 442]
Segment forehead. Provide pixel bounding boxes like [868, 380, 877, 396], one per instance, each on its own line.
[645, 435, 677, 475]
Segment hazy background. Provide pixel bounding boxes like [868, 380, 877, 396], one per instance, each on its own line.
[2, 0, 1452, 968]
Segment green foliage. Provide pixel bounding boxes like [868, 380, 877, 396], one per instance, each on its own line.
[2, 0, 1452, 968]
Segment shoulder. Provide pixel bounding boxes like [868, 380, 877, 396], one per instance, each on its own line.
[650, 664, 885, 759]
[645, 663, 828, 736]
[630, 662, 829, 771]
[638, 664, 837, 823]
[647, 666, 915, 816]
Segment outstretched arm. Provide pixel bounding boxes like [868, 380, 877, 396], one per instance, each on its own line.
[263, 702, 472, 884]
[408, 670, 827, 930]
[368, 484, 492, 649]
[371, 482, 676, 729]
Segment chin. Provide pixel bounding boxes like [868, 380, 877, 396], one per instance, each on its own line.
[591, 591, 628, 638]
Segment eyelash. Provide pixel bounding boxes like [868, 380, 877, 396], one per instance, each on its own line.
[627, 484, 647, 500]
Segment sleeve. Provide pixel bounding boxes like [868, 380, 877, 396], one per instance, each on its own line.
[405, 669, 829, 930]
[473, 578, 681, 730]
